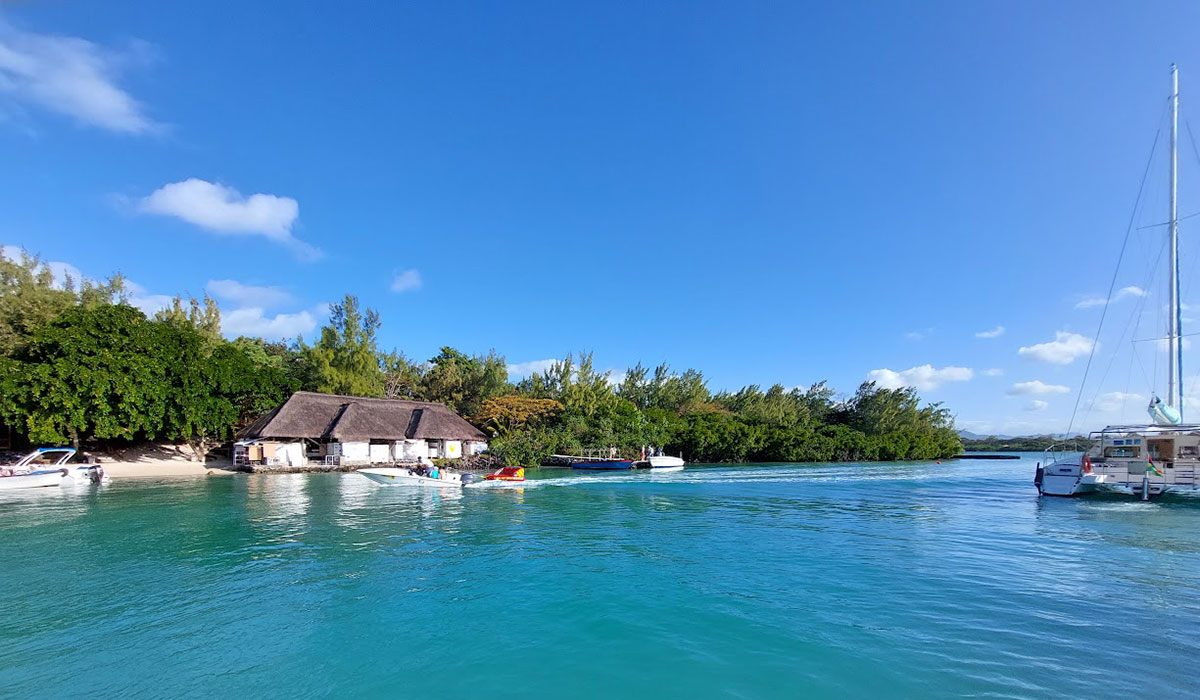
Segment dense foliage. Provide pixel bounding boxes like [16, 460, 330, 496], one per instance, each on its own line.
[0, 250, 962, 464]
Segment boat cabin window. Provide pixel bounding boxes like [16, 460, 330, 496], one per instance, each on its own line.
[1148, 441, 1170, 459]
[1179, 445, 1199, 458]
[1104, 445, 1140, 458]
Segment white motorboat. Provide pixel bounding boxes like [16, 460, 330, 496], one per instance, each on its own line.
[1037, 66, 1200, 499]
[640, 455, 685, 471]
[0, 447, 105, 491]
[357, 466, 478, 488]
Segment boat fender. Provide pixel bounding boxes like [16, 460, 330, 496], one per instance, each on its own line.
[1082, 455, 1092, 475]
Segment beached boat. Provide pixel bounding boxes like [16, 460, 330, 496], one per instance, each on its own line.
[484, 467, 525, 481]
[1037, 66, 1200, 499]
[357, 466, 477, 488]
[0, 447, 105, 491]
[570, 459, 634, 470]
[633, 455, 685, 471]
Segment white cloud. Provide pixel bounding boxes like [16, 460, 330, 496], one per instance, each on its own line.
[221, 306, 320, 340]
[867, 364, 973, 391]
[1093, 391, 1145, 412]
[1156, 336, 1193, 352]
[138, 179, 319, 259]
[390, 269, 422, 293]
[1018, 331, 1094, 365]
[982, 368, 1004, 377]
[124, 280, 173, 315]
[0, 23, 158, 134]
[206, 279, 292, 309]
[1007, 380, 1071, 396]
[507, 359, 557, 381]
[975, 325, 1005, 339]
[904, 330, 927, 341]
[1024, 400, 1048, 412]
[1076, 285, 1147, 309]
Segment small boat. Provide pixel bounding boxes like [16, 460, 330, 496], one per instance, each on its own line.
[633, 455, 685, 471]
[484, 467, 526, 481]
[570, 460, 634, 470]
[0, 447, 105, 491]
[357, 466, 477, 488]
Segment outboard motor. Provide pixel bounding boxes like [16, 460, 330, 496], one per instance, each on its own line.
[1034, 462, 1044, 491]
[460, 473, 478, 486]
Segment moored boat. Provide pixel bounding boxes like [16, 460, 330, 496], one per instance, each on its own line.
[1037, 66, 1200, 499]
[0, 447, 105, 491]
[633, 455, 685, 471]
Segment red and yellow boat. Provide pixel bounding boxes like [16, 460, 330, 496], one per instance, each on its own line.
[484, 466, 526, 482]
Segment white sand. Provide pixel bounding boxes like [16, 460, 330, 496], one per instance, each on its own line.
[95, 444, 237, 480]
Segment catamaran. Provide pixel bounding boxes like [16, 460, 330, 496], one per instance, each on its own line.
[1037, 65, 1200, 498]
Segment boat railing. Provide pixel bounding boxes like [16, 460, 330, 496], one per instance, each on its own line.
[1090, 424, 1200, 440]
[1041, 443, 1080, 466]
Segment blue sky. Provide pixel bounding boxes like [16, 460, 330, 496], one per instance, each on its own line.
[4, 1, 1200, 435]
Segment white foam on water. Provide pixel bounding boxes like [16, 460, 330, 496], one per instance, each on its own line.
[496, 464, 952, 490]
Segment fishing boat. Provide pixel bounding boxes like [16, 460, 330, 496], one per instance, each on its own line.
[0, 447, 105, 491]
[633, 455, 685, 471]
[1037, 65, 1200, 499]
[358, 466, 478, 488]
[570, 459, 634, 470]
[484, 467, 526, 481]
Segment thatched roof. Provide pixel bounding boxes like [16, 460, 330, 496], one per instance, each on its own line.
[239, 392, 487, 442]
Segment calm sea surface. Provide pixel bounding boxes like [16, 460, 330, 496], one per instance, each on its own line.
[2, 454, 1199, 699]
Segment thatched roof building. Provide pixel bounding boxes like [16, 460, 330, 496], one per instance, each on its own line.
[240, 391, 487, 443]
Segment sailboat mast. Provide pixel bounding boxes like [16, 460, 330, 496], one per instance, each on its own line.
[1169, 64, 1182, 415]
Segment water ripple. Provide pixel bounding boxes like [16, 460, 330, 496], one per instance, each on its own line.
[2, 457, 1198, 698]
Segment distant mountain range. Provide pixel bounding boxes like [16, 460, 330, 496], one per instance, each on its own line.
[958, 430, 1083, 440]
[958, 430, 1013, 440]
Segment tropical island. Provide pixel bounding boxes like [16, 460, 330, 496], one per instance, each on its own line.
[0, 252, 962, 467]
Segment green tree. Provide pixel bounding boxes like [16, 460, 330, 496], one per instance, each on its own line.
[1, 305, 169, 446]
[0, 249, 125, 356]
[304, 295, 384, 397]
[382, 350, 425, 399]
[154, 294, 222, 345]
[421, 347, 510, 416]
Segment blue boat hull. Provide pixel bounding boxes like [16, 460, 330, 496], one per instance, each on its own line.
[570, 460, 634, 470]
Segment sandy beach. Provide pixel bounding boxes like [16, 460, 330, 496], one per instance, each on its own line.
[96, 445, 237, 480]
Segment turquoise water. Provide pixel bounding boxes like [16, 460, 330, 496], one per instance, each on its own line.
[2, 455, 1199, 698]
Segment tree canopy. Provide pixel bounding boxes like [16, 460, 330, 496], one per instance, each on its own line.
[0, 249, 962, 464]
